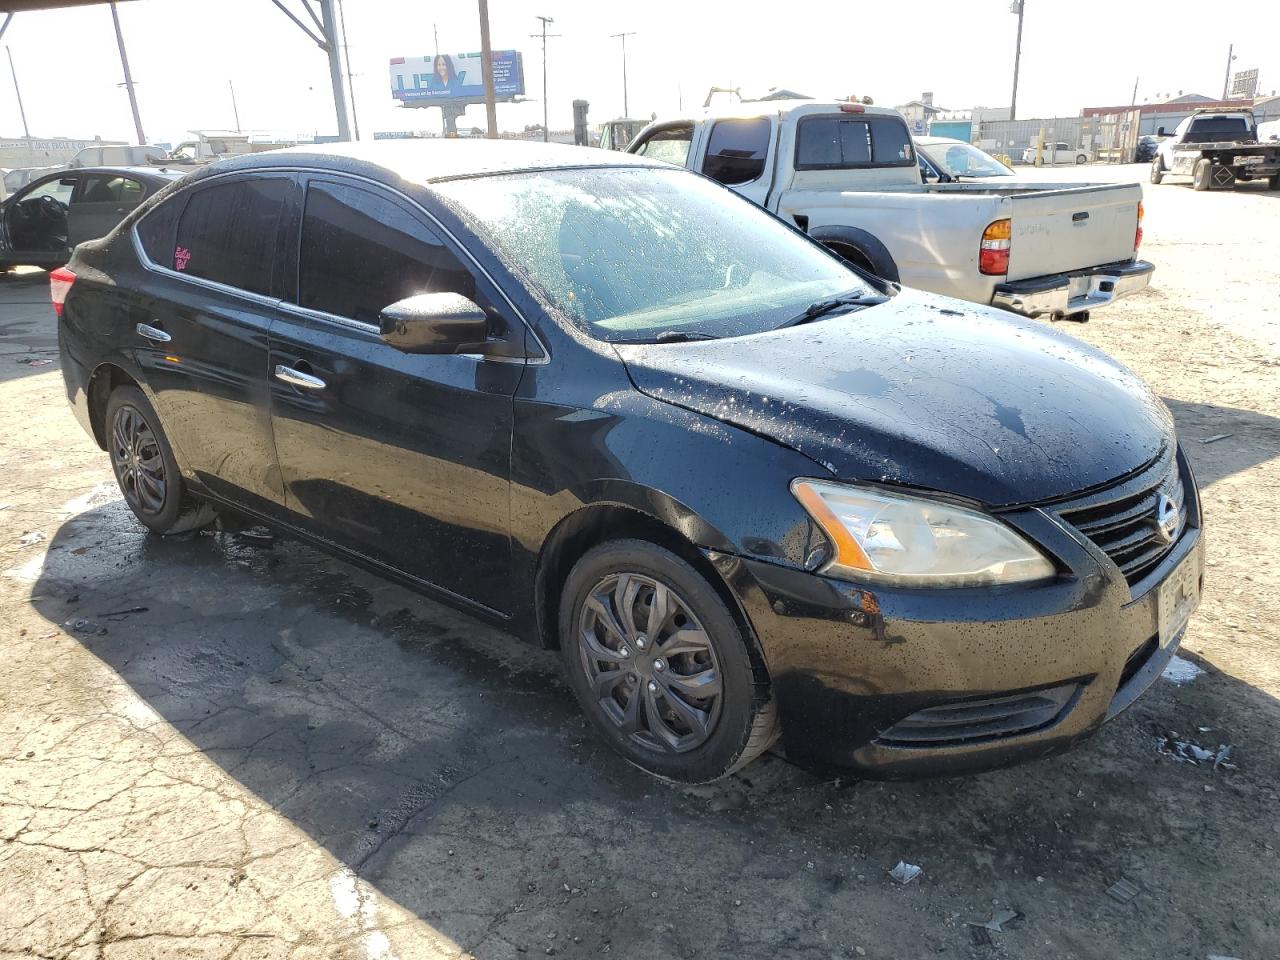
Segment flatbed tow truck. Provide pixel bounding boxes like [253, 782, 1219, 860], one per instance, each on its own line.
[1150, 108, 1280, 191]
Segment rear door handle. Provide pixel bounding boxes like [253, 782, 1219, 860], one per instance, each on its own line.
[274, 364, 327, 390]
[136, 322, 171, 343]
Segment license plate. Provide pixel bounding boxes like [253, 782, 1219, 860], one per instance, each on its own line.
[1158, 553, 1200, 647]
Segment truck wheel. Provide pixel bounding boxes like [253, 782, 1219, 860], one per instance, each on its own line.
[1149, 158, 1164, 184]
[1193, 158, 1213, 191]
[1270, 173, 1280, 190]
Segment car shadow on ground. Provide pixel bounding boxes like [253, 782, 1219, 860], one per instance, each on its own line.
[0, 268, 60, 386]
[26, 464, 1280, 958]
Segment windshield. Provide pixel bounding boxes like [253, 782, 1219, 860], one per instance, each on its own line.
[1184, 117, 1252, 143]
[920, 141, 1014, 178]
[434, 166, 867, 342]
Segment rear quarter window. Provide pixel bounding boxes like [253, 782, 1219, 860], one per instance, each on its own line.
[171, 177, 289, 296]
[795, 115, 915, 170]
[136, 194, 183, 264]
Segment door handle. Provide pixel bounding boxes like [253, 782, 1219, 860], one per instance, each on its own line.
[274, 364, 326, 390]
[136, 322, 171, 343]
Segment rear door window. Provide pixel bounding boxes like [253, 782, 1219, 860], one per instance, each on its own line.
[795, 115, 915, 169]
[171, 177, 289, 296]
[1185, 117, 1251, 143]
[701, 117, 772, 185]
[297, 180, 474, 325]
[76, 174, 144, 204]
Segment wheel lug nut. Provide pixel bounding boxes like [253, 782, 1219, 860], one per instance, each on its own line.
[620, 646, 630, 657]
[647, 681, 658, 692]
[653, 658, 666, 672]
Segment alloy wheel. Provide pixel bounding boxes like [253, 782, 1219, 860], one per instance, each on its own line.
[110, 404, 166, 516]
[577, 572, 724, 753]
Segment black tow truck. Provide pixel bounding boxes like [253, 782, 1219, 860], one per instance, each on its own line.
[1150, 108, 1280, 191]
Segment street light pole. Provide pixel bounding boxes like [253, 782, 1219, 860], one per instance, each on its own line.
[109, 2, 146, 145]
[229, 80, 242, 132]
[1008, 0, 1025, 122]
[611, 31, 635, 117]
[6, 46, 30, 144]
[532, 16, 558, 143]
[1221, 43, 1236, 99]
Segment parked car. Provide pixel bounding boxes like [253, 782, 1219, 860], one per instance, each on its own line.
[627, 101, 1152, 321]
[70, 144, 169, 168]
[1021, 142, 1090, 165]
[1151, 109, 1280, 191]
[54, 140, 1202, 783]
[3, 164, 66, 195]
[916, 136, 1015, 182]
[1259, 119, 1280, 143]
[1135, 135, 1166, 163]
[1, 166, 179, 271]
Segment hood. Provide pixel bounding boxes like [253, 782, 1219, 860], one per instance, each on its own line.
[614, 291, 1173, 507]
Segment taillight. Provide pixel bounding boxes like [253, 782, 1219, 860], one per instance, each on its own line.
[49, 266, 76, 318]
[979, 219, 1011, 276]
[1135, 200, 1144, 251]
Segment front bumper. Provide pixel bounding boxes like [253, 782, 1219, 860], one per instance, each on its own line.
[992, 259, 1154, 318]
[713, 457, 1203, 779]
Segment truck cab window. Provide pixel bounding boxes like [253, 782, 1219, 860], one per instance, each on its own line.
[633, 124, 695, 167]
[701, 118, 772, 186]
[796, 116, 914, 169]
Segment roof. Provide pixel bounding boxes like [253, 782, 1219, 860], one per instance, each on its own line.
[694, 99, 903, 122]
[21, 165, 179, 182]
[212, 138, 665, 183]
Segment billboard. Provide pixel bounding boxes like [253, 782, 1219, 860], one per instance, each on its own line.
[1230, 69, 1259, 99]
[391, 51, 525, 106]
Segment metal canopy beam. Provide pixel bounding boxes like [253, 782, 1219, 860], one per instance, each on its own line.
[0, 1, 136, 10]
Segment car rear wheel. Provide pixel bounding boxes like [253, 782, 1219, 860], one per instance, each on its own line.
[1193, 158, 1213, 191]
[1149, 157, 1165, 184]
[105, 385, 217, 535]
[1075, 153, 1087, 165]
[559, 539, 778, 783]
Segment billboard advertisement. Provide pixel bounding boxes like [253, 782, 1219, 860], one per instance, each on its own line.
[391, 51, 525, 106]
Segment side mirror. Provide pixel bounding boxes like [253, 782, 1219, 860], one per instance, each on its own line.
[1156, 127, 1166, 137]
[379, 292, 491, 355]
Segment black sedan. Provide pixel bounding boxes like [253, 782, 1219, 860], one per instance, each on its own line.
[54, 141, 1203, 782]
[1, 165, 178, 271]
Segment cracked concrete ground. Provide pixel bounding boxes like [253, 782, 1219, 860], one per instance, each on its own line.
[2, 166, 1279, 959]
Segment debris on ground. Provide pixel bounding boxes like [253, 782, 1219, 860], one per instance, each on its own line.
[964, 908, 1022, 933]
[98, 605, 148, 619]
[1105, 878, 1141, 904]
[15, 357, 53, 366]
[1212, 744, 1236, 772]
[63, 618, 105, 636]
[887, 861, 922, 884]
[1162, 655, 1206, 685]
[1154, 728, 1237, 770]
[18, 530, 45, 546]
[1198, 434, 1233, 444]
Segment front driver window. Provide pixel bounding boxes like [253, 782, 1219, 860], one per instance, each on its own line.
[633, 125, 694, 166]
[701, 118, 771, 185]
[23, 178, 77, 206]
[297, 181, 475, 326]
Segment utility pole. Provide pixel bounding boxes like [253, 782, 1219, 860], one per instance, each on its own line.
[337, 0, 359, 139]
[109, 3, 146, 144]
[610, 31, 635, 117]
[319, 0, 352, 140]
[6, 46, 30, 144]
[229, 80, 242, 132]
[478, 0, 498, 138]
[1130, 76, 1139, 106]
[1008, 0, 1024, 122]
[531, 15, 559, 142]
[433, 23, 439, 54]
[1221, 43, 1236, 99]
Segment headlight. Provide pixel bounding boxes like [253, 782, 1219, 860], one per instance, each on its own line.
[791, 480, 1055, 587]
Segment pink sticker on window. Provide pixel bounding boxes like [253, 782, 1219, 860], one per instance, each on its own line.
[174, 246, 191, 271]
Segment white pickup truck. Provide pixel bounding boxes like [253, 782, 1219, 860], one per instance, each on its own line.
[627, 100, 1153, 320]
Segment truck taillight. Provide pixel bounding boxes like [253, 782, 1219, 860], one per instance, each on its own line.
[979, 219, 1011, 276]
[49, 267, 76, 318]
[1135, 201, 1144, 251]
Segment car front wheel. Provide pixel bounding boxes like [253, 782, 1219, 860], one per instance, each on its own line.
[559, 539, 778, 783]
[106, 385, 217, 535]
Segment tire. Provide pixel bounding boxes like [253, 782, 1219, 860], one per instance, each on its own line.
[558, 539, 778, 783]
[105, 385, 217, 535]
[1075, 153, 1087, 165]
[1149, 157, 1165, 184]
[1270, 173, 1280, 191]
[1193, 158, 1213, 191]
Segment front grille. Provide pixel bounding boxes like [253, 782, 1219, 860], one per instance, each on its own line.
[1055, 452, 1187, 586]
[877, 683, 1079, 747]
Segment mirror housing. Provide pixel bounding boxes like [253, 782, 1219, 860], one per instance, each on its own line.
[378, 292, 495, 355]
[1156, 127, 1166, 137]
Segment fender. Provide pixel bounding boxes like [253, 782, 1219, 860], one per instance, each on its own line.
[806, 224, 901, 283]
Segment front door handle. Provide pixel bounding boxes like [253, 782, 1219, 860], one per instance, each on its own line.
[274, 364, 327, 390]
[136, 322, 171, 343]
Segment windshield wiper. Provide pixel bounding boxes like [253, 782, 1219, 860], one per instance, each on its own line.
[777, 292, 890, 329]
[615, 330, 721, 344]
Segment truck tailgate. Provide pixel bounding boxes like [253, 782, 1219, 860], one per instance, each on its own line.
[1006, 183, 1140, 281]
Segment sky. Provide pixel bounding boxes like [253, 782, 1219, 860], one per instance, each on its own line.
[2, 0, 1278, 146]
